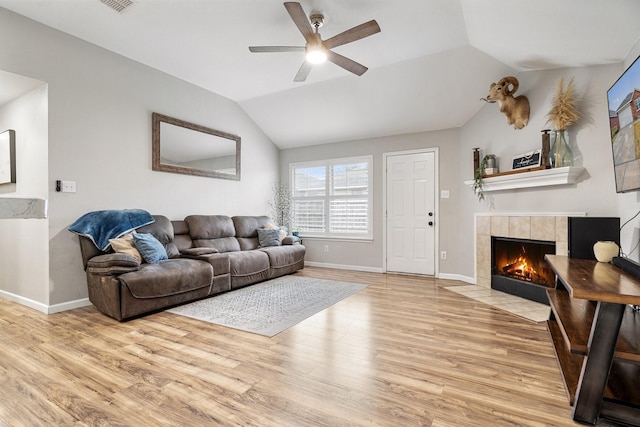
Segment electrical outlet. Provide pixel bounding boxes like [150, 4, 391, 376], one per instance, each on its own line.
[440, 251, 447, 260]
[324, 245, 329, 252]
[61, 180, 76, 193]
[441, 190, 450, 199]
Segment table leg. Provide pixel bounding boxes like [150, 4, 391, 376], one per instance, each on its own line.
[572, 301, 625, 425]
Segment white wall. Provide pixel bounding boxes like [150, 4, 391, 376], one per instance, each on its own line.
[280, 128, 460, 273]
[0, 8, 279, 308]
[0, 84, 49, 306]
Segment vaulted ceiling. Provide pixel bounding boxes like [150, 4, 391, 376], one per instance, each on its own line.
[1, 0, 639, 148]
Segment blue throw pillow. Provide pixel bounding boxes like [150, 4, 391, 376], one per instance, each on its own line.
[133, 233, 168, 263]
[257, 228, 281, 247]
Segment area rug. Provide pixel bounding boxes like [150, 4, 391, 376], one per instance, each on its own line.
[167, 276, 368, 336]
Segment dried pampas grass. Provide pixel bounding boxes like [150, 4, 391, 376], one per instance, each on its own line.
[547, 77, 580, 130]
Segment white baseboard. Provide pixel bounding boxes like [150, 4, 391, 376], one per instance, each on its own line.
[304, 261, 384, 273]
[0, 290, 49, 313]
[305, 263, 475, 283]
[0, 289, 91, 314]
[48, 298, 92, 314]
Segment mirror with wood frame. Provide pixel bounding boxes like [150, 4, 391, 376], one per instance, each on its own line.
[152, 112, 241, 181]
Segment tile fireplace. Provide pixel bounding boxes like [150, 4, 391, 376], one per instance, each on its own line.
[475, 214, 569, 290]
[475, 214, 620, 304]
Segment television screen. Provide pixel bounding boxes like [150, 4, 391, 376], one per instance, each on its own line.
[608, 54, 640, 193]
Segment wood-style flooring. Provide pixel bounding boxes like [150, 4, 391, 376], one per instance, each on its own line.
[0, 267, 604, 426]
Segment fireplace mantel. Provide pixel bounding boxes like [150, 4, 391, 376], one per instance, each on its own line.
[464, 166, 585, 192]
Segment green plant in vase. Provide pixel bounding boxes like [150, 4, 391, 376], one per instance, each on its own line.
[473, 155, 489, 201]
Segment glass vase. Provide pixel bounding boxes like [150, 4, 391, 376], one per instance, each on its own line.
[552, 129, 573, 167]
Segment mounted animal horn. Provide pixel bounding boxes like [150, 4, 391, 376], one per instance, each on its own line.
[499, 76, 518, 96]
[481, 76, 530, 129]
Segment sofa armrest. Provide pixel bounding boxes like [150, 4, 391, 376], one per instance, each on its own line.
[180, 247, 219, 257]
[282, 236, 301, 245]
[86, 253, 140, 276]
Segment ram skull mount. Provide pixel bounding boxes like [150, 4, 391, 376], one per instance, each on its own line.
[481, 76, 530, 129]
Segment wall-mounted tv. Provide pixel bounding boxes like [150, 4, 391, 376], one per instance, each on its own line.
[608, 54, 640, 193]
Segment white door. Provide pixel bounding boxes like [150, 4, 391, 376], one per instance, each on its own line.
[386, 151, 436, 275]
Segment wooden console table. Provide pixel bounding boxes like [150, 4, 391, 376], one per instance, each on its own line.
[544, 255, 640, 426]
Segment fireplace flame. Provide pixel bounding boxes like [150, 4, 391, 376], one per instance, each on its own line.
[501, 246, 543, 283]
[493, 238, 555, 288]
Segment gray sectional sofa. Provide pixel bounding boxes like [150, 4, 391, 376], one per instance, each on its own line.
[78, 214, 305, 321]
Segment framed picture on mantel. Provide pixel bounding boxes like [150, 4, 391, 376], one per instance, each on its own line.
[0, 129, 16, 185]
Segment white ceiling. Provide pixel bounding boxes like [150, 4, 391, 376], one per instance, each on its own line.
[1, 0, 640, 148]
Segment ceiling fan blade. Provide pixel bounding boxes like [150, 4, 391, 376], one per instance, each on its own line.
[294, 61, 313, 82]
[323, 20, 381, 50]
[326, 50, 368, 76]
[284, 2, 316, 44]
[249, 46, 305, 53]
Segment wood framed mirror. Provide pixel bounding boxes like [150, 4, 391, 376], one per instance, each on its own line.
[0, 129, 16, 184]
[152, 112, 241, 181]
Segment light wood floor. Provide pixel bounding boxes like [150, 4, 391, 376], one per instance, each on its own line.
[0, 267, 606, 426]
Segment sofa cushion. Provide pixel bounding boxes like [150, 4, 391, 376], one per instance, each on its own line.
[192, 236, 241, 253]
[228, 250, 269, 277]
[260, 245, 306, 269]
[228, 250, 270, 289]
[186, 215, 235, 239]
[233, 216, 271, 250]
[119, 259, 213, 299]
[232, 215, 270, 237]
[186, 215, 241, 252]
[134, 233, 169, 263]
[86, 253, 141, 276]
[257, 228, 281, 247]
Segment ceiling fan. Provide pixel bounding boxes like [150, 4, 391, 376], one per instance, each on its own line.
[249, 2, 381, 82]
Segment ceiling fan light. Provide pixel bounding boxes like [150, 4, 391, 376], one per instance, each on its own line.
[306, 46, 327, 64]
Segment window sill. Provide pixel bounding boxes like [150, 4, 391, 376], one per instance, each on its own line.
[298, 236, 373, 243]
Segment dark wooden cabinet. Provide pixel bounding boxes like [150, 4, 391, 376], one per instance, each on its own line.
[545, 255, 640, 426]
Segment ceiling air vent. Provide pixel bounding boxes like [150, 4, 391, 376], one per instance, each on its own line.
[100, 0, 133, 12]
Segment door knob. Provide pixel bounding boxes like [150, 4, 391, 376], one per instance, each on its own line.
[428, 221, 434, 226]
[428, 212, 433, 216]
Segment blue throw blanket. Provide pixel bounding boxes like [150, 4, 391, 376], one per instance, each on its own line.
[68, 209, 155, 251]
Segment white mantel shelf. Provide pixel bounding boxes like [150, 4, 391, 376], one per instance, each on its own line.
[464, 166, 586, 192]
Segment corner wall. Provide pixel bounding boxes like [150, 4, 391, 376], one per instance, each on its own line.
[0, 8, 279, 308]
[458, 64, 626, 279]
[0, 83, 49, 307]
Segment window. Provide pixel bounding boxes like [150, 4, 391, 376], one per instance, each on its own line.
[290, 156, 372, 239]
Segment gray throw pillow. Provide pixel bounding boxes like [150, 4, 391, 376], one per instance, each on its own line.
[257, 228, 281, 247]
